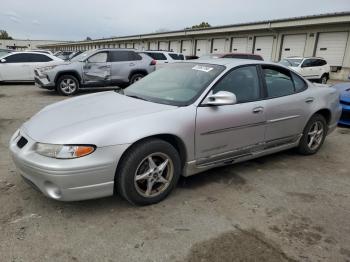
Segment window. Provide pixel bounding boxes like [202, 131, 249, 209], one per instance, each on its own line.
[88, 52, 108, 63]
[263, 67, 294, 98]
[111, 51, 131, 62]
[212, 66, 260, 103]
[302, 59, 320, 68]
[129, 52, 142, 61]
[168, 53, 184, 60]
[3, 53, 52, 63]
[291, 72, 307, 92]
[143, 52, 167, 60]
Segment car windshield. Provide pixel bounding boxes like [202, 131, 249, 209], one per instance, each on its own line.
[280, 58, 303, 67]
[124, 63, 225, 106]
[70, 50, 96, 62]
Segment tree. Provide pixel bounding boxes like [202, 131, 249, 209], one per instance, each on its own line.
[186, 22, 211, 30]
[86, 36, 92, 41]
[0, 30, 13, 40]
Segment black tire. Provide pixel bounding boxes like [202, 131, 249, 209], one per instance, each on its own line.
[320, 74, 328, 84]
[56, 75, 79, 96]
[116, 139, 181, 206]
[297, 114, 327, 155]
[129, 73, 145, 85]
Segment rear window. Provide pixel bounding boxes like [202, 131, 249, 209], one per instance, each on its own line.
[143, 52, 167, 60]
[168, 53, 184, 60]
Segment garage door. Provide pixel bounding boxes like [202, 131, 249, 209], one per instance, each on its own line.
[126, 43, 133, 49]
[159, 41, 169, 51]
[316, 32, 349, 66]
[281, 34, 307, 59]
[231, 37, 248, 53]
[170, 41, 181, 53]
[212, 38, 226, 53]
[254, 36, 274, 61]
[149, 41, 157, 50]
[195, 39, 210, 56]
[181, 40, 192, 56]
[120, 43, 126, 48]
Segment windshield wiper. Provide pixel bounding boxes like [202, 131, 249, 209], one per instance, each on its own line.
[126, 94, 148, 101]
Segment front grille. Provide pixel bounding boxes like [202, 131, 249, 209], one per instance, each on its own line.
[340, 110, 350, 121]
[17, 137, 28, 149]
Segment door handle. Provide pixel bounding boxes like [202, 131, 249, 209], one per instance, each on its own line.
[305, 97, 314, 103]
[129, 63, 135, 66]
[252, 106, 264, 113]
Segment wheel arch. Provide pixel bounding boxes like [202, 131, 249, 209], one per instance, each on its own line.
[310, 108, 331, 126]
[55, 71, 82, 84]
[128, 69, 148, 80]
[114, 134, 187, 193]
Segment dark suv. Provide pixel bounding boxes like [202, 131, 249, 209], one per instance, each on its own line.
[35, 49, 156, 95]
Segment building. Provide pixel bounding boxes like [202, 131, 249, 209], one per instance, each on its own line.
[39, 12, 350, 80]
[0, 39, 66, 51]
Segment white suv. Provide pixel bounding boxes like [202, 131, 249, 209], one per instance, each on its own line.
[280, 57, 330, 84]
[140, 51, 185, 69]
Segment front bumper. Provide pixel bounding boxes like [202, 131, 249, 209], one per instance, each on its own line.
[34, 69, 55, 89]
[9, 128, 130, 201]
[339, 102, 350, 126]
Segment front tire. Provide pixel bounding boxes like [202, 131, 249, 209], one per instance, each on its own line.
[56, 75, 79, 96]
[116, 139, 181, 205]
[297, 114, 327, 155]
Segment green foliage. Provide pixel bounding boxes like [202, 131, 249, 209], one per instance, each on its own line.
[0, 30, 13, 40]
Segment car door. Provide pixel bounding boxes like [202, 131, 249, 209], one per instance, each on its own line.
[25, 53, 54, 80]
[261, 65, 311, 143]
[110, 50, 138, 84]
[195, 65, 266, 163]
[82, 51, 111, 86]
[300, 59, 319, 79]
[0, 53, 33, 81]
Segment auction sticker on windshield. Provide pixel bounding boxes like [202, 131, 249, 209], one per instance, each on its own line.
[192, 65, 213, 72]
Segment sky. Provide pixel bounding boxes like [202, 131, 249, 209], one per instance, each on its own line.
[0, 0, 349, 41]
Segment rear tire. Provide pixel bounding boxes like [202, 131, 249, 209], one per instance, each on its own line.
[56, 75, 79, 96]
[129, 73, 145, 85]
[320, 74, 328, 84]
[297, 114, 327, 155]
[116, 139, 181, 206]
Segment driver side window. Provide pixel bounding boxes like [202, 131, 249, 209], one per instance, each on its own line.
[212, 66, 260, 103]
[88, 52, 108, 63]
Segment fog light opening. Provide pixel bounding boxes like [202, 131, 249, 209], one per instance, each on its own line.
[44, 181, 62, 199]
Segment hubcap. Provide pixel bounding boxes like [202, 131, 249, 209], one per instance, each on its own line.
[134, 153, 174, 198]
[307, 121, 324, 150]
[60, 79, 77, 94]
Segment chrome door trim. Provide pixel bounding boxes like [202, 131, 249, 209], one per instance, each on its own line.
[200, 121, 267, 136]
[266, 115, 300, 123]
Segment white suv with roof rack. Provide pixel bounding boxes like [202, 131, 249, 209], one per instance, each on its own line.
[140, 51, 185, 69]
[280, 57, 330, 84]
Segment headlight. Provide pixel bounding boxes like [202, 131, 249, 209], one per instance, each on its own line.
[35, 143, 96, 159]
[38, 65, 57, 73]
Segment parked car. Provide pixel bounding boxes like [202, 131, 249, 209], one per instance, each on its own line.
[333, 81, 350, 126]
[185, 55, 199, 60]
[280, 57, 330, 84]
[0, 52, 63, 82]
[34, 49, 156, 95]
[141, 51, 185, 68]
[0, 48, 14, 58]
[10, 59, 341, 205]
[199, 53, 264, 61]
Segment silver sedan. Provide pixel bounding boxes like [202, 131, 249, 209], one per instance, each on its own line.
[9, 59, 341, 205]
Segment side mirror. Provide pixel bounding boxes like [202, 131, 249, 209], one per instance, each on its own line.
[0, 58, 6, 63]
[204, 91, 237, 106]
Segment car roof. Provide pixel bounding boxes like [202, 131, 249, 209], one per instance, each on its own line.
[285, 56, 325, 60]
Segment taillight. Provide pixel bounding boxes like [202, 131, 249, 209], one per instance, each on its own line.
[150, 60, 156, 66]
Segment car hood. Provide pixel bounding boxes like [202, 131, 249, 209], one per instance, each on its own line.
[22, 91, 176, 144]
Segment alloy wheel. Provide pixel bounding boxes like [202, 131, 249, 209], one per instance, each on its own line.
[307, 121, 324, 150]
[60, 78, 77, 94]
[134, 152, 174, 198]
